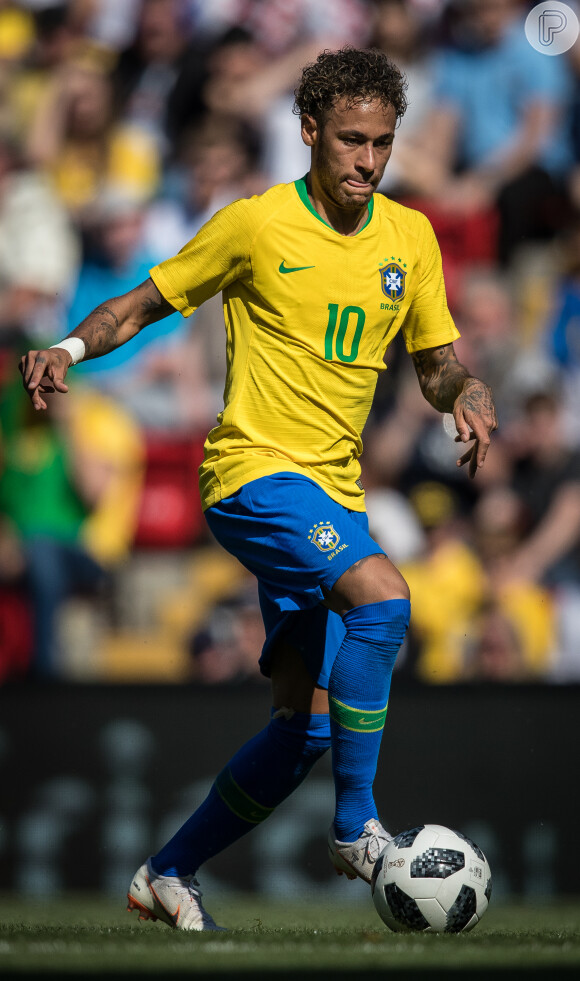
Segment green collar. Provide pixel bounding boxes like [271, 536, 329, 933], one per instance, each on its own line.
[295, 175, 374, 235]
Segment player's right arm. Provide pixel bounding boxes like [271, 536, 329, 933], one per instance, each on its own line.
[20, 278, 174, 410]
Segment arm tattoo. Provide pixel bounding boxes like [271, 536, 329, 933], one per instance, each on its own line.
[411, 345, 470, 412]
[69, 278, 173, 359]
[80, 303, 121, 358]
[459, 383, 495, 416]
[135, 278, 174, 324]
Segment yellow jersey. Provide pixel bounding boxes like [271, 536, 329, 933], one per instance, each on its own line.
[150, 178, 459, 512]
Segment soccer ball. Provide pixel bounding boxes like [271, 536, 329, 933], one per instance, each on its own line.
[371, 824, 492, 933]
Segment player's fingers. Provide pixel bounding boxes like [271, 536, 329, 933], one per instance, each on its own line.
[21, 351, 70, 397]
[474, 430, 492, 471]
[22, 352, 51, 391]
[51, 377, 69, 393]
[19, 352, 41, 387]
[30, 385, 48, 411]
[453, 408, 472, 443]
[456, 446, 473, 468]
[455, 444, 478, 478]
[456, 439, 489, 479]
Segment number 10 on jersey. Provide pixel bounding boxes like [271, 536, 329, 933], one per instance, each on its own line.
[324, 303, 365, 363]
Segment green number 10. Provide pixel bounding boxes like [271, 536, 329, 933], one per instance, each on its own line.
[324, 303, 366, 363]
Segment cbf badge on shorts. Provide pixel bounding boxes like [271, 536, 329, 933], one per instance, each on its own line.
[380, 260, 406, 301]
[308, 522, 341, 552]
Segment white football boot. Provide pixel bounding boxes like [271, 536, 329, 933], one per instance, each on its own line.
[328, 818, 392, 884]
[127, 859, 226, 931]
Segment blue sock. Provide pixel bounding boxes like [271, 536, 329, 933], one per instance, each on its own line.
[328, 598, 410, 843]
[151, 710, 331, 876]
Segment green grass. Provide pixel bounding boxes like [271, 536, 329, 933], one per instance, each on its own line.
[0, 894, 579, 975]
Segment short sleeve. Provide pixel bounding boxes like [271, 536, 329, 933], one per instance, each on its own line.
[150, 198, 255, 317]
[401, 215, 460, 353]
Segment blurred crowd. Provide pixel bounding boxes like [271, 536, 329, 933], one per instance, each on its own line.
[2, 0, 580, 686]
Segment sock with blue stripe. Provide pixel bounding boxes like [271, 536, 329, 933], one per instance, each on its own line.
[328, 598, 410, 843]
[151, 709, 331, 877]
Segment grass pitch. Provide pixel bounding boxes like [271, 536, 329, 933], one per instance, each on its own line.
[0, 894, 579, 977]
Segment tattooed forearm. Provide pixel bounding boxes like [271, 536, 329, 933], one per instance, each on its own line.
[69, 300, 123, 358]
[79, 304, 121, 357]
[411, 345, 471, 412]
[67, 279, 173, 360]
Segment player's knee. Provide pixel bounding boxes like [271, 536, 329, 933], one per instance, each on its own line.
[342, 598, 411, 659]
[328, 553, 410, 613]
[373, 559, 410, 603]
[387, 570, 410, 603]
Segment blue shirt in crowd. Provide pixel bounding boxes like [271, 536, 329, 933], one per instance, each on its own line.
[433, 17, 573, 177]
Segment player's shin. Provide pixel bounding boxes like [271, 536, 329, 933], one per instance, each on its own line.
[328, 599, 410, 844]
[151, 710, 331, 877]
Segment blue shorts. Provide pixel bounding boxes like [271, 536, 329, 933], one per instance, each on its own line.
[204, 472, 384, 688]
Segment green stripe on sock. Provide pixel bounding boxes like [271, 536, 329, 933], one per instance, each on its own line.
[215, 767, 275, 824]
[329, 697, 388, 733]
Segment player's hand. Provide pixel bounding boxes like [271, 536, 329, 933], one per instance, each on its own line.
[19, 348, 72, 411]
[452, 378, 498, 478]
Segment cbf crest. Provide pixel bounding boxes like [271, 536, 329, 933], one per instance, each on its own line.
[308, 522, 340, 552]
[380, 260, 406, 301]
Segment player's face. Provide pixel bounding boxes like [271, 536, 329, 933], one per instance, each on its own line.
[302, 98, 397, 214]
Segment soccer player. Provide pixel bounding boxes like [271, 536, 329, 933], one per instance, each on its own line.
[20, 48, 497, 931]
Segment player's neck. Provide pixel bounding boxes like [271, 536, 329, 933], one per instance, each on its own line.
[305, 173, 370, 237]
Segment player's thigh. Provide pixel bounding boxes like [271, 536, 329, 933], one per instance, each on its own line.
[205, 472, 400, 687]
[205, 472, 387, 614]
[323, 552, 410, 618]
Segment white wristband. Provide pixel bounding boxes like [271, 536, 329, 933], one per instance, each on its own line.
[49, 337, 86, 365]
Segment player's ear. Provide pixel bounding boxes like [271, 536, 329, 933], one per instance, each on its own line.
[301, 114, 318, 147]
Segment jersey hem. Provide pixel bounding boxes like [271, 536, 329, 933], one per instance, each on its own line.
[200, 459, 366, 514]
[149, 265, 194, 317]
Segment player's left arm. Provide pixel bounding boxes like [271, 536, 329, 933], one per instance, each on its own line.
[411, 342, 498, 478]
[20, 278, 174, 411]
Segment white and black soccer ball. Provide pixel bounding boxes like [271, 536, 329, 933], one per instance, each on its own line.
[371, 824, 492, 933]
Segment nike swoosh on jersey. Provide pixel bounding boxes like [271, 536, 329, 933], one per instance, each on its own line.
[358, 718, 378, 725]
[279, 260, 315, 274]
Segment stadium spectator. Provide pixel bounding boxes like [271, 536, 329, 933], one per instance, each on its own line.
[565, 24, 580, 210]
[195, 1, 371, 184]
[470, 483, 557, 681]
[425, 0, 574, 265]
[542, 216, 580, 447]
[399, 481, 487, 682]
[25, 40, 160, 218]
[451, 267, 522, 424]
[370, 0, 447, 199]
[462, 599, 553, 683]
[112, 0, 208, 156]
[188, 584, 267, 685]
[0, 375, 144, 680]
[501, 388, 580, 589]
[400, 479, 556, 683]
[67, 191, 212, 432]
[71, 0, 142, 54]
[0, 2, 70, 142]
[143, 113, 265, 262]
[0, 130, 79, 347]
